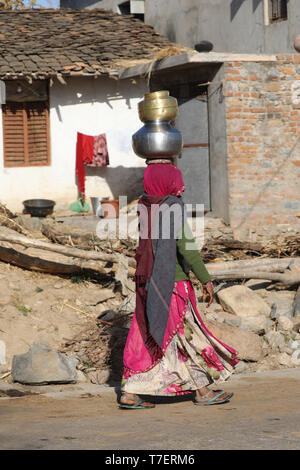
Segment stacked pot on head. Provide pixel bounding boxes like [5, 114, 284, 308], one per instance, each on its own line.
[132, 91, 183, 165]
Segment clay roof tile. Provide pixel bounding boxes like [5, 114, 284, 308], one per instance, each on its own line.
[0, 8, 173, 79]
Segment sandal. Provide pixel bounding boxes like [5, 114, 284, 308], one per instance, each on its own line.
[119, 394, 155, 410]
[193, 390, 233, 406]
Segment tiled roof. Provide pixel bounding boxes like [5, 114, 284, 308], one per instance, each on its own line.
[0, 9, 173, 80]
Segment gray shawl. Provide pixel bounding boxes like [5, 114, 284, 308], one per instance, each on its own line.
[146, 195, 186, 347]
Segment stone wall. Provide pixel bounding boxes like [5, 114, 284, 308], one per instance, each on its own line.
[224, 55, 300, 240]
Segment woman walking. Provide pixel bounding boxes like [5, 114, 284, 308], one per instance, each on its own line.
[119, 163, 238, 409]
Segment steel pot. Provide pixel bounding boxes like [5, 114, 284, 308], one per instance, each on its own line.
[132, 119, 183, 159]
[133, 90, 183, 160]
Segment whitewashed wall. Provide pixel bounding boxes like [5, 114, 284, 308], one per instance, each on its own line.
[0, 76, 148, 212]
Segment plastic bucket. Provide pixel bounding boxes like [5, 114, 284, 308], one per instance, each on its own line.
[101, 199, 119, 219]
[90, 197, 108, 217]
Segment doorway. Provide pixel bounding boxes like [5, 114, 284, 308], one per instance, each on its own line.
[170, 83, 211, 213]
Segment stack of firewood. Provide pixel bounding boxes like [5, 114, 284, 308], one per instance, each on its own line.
[0, 223, 300, 287]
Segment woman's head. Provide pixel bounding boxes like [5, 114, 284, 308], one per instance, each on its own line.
[143, 163, 185, 197]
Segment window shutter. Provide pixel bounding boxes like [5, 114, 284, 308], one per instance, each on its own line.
[2, 101, 50, 167]
[2, 102, 26, 167]
[26, 101, 50, 166]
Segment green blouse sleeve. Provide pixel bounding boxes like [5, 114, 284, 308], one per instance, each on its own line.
[176, 223, 211, 284]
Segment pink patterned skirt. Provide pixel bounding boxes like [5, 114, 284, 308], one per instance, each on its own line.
[122, 280, 238, 396]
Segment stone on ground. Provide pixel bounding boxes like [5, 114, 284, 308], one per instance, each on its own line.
[288, 339, 299, 350]
[207, 308, 271, 334]
[98, 309, 118, 322]
[293, 287, 300, 317]
[277, 352, 294, 367]
[205, 320, 263, 362]
[239, 315, 271, 334]
[271, 300, 293, 319]
[204, 309, 241, 328]
[233, 361, 248, 374]
[277, 316, 293, 332]
[118, 294, 135, 314]
[264, 291, 295, 319]
[12, 342, 79, 385]
[76, 370, 89, 383]
[82, 288, 115, 306]
[254, 354, 281, 372]
[217, 285, 270, 318]
[264, 331, 285, 351]
[88, 369, 110, 385]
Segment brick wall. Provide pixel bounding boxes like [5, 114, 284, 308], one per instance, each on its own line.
[224, 56, 300, 240]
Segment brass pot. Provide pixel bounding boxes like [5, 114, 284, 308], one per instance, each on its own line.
[138, 90, 178, 122]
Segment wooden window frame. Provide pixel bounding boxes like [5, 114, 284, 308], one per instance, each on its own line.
[269, 0, 288, 23]
[2, 100, 50, 168]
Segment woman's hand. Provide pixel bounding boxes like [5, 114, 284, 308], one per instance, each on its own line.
[202, 281, 214, 308]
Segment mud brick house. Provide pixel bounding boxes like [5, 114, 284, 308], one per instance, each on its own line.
[0, 9, 300, 240]
[0, 8, 173, 211]
[117, 52, 300, 240]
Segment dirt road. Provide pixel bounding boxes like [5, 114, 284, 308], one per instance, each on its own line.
[1, 368, 300, 450]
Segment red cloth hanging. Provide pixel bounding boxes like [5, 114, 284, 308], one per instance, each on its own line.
[75, 132, 109, 201]
[76, 132, 94, 201]
[86, 133, 109, 167]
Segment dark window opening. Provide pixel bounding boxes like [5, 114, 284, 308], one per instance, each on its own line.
[119, 1, 131, 15]
[119, 1, 144, 21]
[133, 13, 144, 21]
[269, 0, 288, 23]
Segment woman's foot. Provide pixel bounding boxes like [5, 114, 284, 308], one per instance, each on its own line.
[194, 387, 233, 405]
[119, 393, 155, 409]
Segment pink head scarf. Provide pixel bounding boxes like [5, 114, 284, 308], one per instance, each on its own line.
[143, 164, 185, 197]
